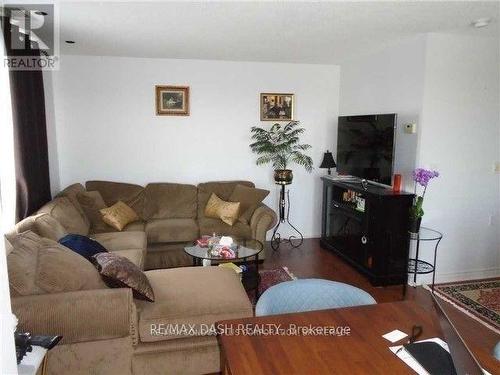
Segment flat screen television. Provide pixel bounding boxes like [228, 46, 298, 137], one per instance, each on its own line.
[337, 114, 396, 186]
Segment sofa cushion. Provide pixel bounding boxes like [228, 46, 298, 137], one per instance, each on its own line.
[92, 252, 154, 302]
[38, 197, 90, 236]
[123, 221, 145, 232]
[89, 220, 145, 234]
[55, 183, 90, 229]
[199, 217, 252, 239]
[7, 231, 106, 297]
[143, 183, 197, 219]
[112, 249, 144, 269]
[92, 231, 147, 253]
[86, 180, 145, 219]
[197, 181, 254, 219]
[92, 231, 147, 269]
[137, 267, 252, 342]
[13, 213, 67, 242]
[77, 191, 114, 233]
[145, 243, 193, 270]
[229, 184, 270, 224]
[145, 218, 198, 244]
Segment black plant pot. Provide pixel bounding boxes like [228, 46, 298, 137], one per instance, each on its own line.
[274, 169, 293, 185]
[409, 217, 422, 234]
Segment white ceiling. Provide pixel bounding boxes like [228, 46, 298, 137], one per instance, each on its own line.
[58, 1, 499, 64]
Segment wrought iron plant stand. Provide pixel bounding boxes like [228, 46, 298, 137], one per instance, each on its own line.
[271, 182, 304, 250]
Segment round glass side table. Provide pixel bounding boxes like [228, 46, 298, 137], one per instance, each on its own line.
[184, 239, 263, 296]
[408, 227, 443, 290]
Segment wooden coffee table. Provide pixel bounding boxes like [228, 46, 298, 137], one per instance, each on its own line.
[217, 301, 453, 374]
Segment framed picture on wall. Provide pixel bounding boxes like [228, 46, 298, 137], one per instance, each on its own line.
[155, 85, 190, 116]
[260, 93, 294, 121]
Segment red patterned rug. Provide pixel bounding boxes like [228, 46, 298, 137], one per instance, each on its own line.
[247, 266, 296, 303]
[427, 279, 500, 334]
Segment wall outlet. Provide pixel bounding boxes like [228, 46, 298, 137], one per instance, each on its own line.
[404, 123, 417, 134]
[494, 162, 500, 174]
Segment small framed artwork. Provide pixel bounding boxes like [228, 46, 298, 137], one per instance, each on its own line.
[155, 85, 190, 116]
[260, 93, 294, 121]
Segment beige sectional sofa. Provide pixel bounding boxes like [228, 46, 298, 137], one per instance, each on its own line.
[5, 180, 277, 374]
[80, 180, 276, 269]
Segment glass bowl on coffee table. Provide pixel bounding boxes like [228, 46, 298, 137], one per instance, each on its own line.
[184, 238, 263, 295]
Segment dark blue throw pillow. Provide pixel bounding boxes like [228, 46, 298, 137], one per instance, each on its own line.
[59, 234, 108, 260]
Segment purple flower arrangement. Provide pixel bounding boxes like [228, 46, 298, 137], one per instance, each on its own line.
[412, 168, 440, 188]
[410, 168, 439, 224]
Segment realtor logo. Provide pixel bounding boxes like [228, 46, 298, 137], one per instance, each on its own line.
[1, 3, 59, 70]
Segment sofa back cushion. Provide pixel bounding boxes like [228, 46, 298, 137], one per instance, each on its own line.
[12, 213, 68, 242]
[55, 183, 90, 229]
[197, 181, 254, 219]
[76, 191, 114, 233]
[228, 184, 270, 224]
[143, 183, 197, 219]
[86, 181, 145, 219]
[38, 197, 90, 236]
[7, 231, 106, 297]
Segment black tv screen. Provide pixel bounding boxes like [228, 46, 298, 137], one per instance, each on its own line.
[337, 114, 396, 186]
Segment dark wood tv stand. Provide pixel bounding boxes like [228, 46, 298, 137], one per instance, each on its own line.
[320, 177, 414, 286]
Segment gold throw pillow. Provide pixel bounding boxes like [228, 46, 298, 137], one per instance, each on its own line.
[204, 193, 240, 226]
[100, 201, 139, 231]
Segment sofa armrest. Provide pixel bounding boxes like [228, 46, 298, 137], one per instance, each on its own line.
[250, 203, 278, 244]
[12, 288, 135, 345]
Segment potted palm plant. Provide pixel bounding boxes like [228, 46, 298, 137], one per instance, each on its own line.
[250, 121, 313, 184]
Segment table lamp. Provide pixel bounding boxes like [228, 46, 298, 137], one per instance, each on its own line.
[320, 150, 336, 175]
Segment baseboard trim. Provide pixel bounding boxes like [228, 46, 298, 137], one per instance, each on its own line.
[434, 267, 500, 283]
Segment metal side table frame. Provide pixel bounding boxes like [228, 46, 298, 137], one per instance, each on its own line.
[407, 227, 443, 292]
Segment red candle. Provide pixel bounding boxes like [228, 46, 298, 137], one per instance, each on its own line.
[393, 174, 402, 192]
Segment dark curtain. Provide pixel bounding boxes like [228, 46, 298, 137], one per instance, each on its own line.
[2, 16, 51, 221]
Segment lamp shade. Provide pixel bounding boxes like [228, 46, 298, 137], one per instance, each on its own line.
[320, 150, 336, 169]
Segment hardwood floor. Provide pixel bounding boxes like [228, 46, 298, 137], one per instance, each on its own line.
[262, 238, 499, 374]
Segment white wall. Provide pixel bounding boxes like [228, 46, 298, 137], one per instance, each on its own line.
[49, 56, 340, 238]
[339, 35, 427, 191]
[418, 33, 500, 282]
[339, 33, 500, 282]
[43, 71, 61, 195]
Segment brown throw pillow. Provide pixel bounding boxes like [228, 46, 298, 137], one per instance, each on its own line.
[92, 252, 154, 302]
[229, 184, 270, 224]
[100, 201, 139, 231]
[204, 193, 240, 226]
[7, 231, 106, 297]
[77, 191, 113, 233]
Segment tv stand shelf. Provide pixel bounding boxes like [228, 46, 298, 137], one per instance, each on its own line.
[320, 177, 414, 286]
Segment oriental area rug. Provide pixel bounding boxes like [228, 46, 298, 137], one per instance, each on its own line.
[427, 279, 499, 334]
[247, 266, 297, 304]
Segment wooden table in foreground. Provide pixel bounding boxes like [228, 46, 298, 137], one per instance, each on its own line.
[217, 301, 446, 375]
